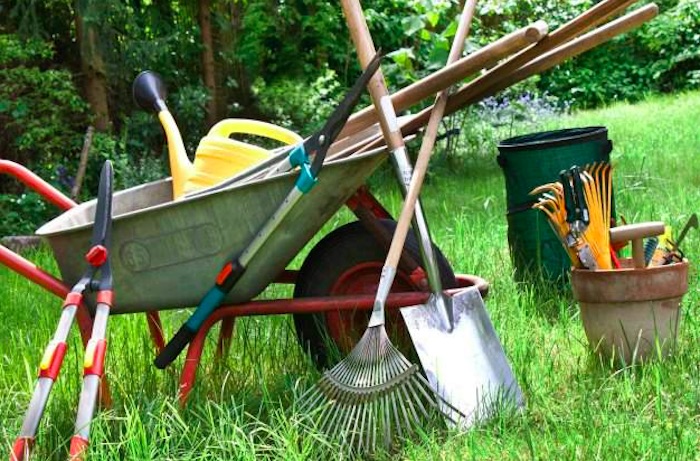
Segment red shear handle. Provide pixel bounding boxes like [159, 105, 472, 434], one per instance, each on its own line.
[10, 437, 32, 461]
[68, 436, 89, 461]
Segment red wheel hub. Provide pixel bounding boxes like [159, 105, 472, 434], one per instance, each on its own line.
[325, 262, 418, 354]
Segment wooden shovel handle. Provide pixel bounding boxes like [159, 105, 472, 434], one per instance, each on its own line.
[341, 0, 405, 152]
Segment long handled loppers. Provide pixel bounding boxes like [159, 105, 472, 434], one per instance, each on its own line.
[11, 161, 115, 461]
[153, 54, 382, 368]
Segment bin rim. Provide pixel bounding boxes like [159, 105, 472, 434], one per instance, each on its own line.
[498, 126, 608, 152]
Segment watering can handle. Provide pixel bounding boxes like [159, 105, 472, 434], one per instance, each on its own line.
[208, 119, 302, 146]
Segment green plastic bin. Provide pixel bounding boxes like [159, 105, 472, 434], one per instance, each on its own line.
[497, 127, 613, 283]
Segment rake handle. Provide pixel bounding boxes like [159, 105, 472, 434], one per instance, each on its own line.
[383, 1, 476, 269]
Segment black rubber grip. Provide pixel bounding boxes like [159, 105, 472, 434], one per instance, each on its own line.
[154, 326, 195, 369]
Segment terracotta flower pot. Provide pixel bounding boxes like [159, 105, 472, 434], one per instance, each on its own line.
[571, 259, 689, 364]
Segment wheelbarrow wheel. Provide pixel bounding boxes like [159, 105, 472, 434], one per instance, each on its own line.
[293, 219, 456, 370]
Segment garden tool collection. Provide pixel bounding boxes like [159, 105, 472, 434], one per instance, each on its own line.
[1, 0, 666, 458]
[11, 161, 115, 461]
[153, 53, 382, 368]
[298, 0, 522, 455]
[533, 162, 690, 271]
[532, 162, 613, 269]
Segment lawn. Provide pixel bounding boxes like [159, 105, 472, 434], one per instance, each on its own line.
[2, 90, 700, 459]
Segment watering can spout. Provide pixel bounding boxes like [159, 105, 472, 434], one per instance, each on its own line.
[134, 70, 304, 200]
[133, 70, 193, 199]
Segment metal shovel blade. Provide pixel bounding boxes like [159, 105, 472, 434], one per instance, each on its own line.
[400, 286, 524, 428]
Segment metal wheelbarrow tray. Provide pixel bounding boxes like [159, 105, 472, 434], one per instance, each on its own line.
[36, 149, 387, 314]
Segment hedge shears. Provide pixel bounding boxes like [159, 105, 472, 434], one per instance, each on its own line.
[12, 161, 115, 461]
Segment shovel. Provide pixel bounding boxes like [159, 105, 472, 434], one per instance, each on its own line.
[344, 0, 524, 426]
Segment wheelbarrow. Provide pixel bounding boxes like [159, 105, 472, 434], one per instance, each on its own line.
[0, 155, 488, 407]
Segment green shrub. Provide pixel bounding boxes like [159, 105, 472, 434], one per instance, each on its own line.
[537, 0, 700, 108]
[0, 34, 89, 236]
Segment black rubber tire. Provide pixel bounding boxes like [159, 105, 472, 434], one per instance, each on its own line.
[293, 219, 457, 370]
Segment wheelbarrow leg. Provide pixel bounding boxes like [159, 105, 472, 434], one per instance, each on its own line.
[179, 325, 210, 406]
[146, 312, 165, 353]
[216, 318, 235, 360]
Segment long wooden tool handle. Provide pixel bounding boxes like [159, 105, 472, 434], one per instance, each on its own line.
[339, 19, 548, 139]
[401, 3, 659, 137]
[443, 0, 639, 117]
[341, 0, 405, 153]
[382, 0, 476, 271]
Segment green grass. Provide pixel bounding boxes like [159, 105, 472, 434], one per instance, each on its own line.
[2, 90, 700, 459]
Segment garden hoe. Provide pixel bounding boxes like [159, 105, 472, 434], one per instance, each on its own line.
[299, 0, 522, 455]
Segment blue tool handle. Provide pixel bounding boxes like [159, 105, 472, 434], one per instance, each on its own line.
[154, 260, 246, 369]
[154, 286, 226, 368]
[154, 324, 195, 369]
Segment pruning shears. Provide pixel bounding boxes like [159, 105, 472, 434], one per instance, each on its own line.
[561, 166, 596, 269]
[154, 53, 383, 369]
[12, 161, 115, 461]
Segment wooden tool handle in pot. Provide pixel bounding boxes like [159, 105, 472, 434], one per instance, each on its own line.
[610, 221, 665, 269]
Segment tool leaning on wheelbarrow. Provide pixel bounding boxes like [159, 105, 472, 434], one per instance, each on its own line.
[152, 53, 382, 368]
[11, 161, 115, 461]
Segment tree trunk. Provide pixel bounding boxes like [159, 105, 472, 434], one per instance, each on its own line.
[219, 0, 264, 120]
[74, 1, 111, 132]
[199, 0, 218, 127]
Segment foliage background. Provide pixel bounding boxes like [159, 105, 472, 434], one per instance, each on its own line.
[0, 0, 698, 234]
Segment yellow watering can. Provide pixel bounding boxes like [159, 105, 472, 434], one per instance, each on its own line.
[133, 71, 302, 199]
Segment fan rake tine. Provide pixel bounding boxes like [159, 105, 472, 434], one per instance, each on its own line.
[355, 393, 371, 453]
[299, 383, 325, 416]
[382, 393, 392, 451]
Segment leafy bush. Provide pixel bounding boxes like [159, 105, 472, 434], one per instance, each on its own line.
[0, 35, 89, 174]
[638, 0, 700, 91]
[254, 67, 343, 134]
[537, 0, 700, 108]
[0, 34, 89, 236]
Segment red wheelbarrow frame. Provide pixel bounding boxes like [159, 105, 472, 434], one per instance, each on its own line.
[0, 159, 487, 406]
